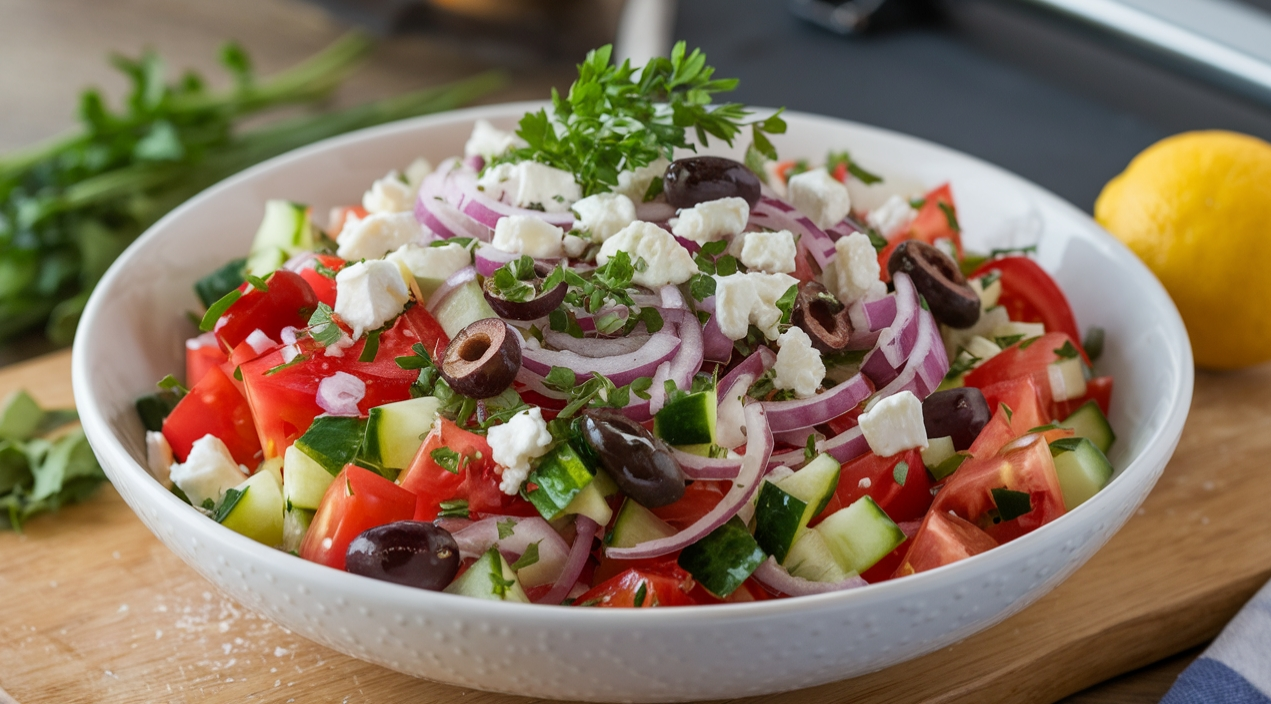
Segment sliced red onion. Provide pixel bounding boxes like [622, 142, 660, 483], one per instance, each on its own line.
[714, 348, 775, 450]
[750, 197, 838, 270]
[697, 296, 733, 364]
[425, 266, 478, 314]
[872, 306, 950, 401]
[647, 302, 704, 415]
[718, 347, 777, 400]
[537, 516, 599, 605]
[762, 372, 872, 433]
[448, 169, 575, 230]
[316, 372, 365, 416]
[752, 557, 867, 596]
[451, 515, 571, 588]
[826, 218, 861, 241]
[817, 424, 870, 465]
[543, 330, 653, 358]
[898, 520, 921, 539]
[774, 427, 824, 447]
[282, 250, 317, 273]
[520, 332, 681, 388]
[464, 155, 485, 172]
[849, 294, 898, 333]
[606, 403, 772, 560]
[860, 272, 920, 387]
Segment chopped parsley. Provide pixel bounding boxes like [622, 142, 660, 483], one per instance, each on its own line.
[509, 541, 541, 571]
[1053, 340, 1080, 360]
[497, 517, 517, 539]
[437, 499, 470, 519]
[989, 488, 1032, 522]
[825, 150, 883, 185]
[211, 486, 248, 523]
[893, 461, 909, 487]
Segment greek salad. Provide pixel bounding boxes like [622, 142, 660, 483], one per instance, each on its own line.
[136, 44, 1115, 606]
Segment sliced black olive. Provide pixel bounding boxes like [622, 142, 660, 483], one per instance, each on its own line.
[346, 521, 460, 591]
[887, 240, 981, 329]
[791, 281, 853, 353]
[483, 276, 567, 321]
[922, 387, 991, 451]
[438, 318, 521, 398]
[663, 156, 762, 209]
[576, 410, 686, 508]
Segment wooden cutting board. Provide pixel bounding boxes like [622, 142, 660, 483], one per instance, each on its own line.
[1, 350, 1268, 704]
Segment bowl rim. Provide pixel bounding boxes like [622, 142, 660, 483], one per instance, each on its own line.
[72, 101, 1195, 624]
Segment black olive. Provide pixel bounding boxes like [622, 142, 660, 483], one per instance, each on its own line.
[922, 388, 991, 451]
[438, 318, 521, 398]
[887, 240, 981, 329]
[346, 521, 460, 591]
[791, 281, 853, 353]
[663, 156, 762, 209]
[483, 277, 567, 321]
[577, 410, 686, 508]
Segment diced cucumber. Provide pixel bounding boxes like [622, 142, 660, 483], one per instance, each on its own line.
[992, 321, 1046, 343]
[521, 443, 594, 521]
[677, 516, 766, 598]
[363, 397, 441, 471]
[921, 436, 956, 470]
[590, 466, 619, 497]
[444, 546, 530, 602]
[283, 445, 336, 511]
[195, 257, 247, 308]
[753, 453, 841, 562]
[608, 498, 676, 548]
[246, 200, 315, 277]
[815, 496, 906, 574]
[1058, 400, 1116, 454]
[1048, 357, 1087, 402]
[1050, 437, 1114, 510]
[775, 453, 840, 517]
[220, 470, 285, 547]
[784, 528, 853, 583]
[257, 457, 283, 486]
[963, 336, 1002, 364]
[561, 479, 614, 527]
[294, 416, 367, 476]
[654, 389, 717, 448]
[282, 507, 314, 553]
[432, 278, 498, 339]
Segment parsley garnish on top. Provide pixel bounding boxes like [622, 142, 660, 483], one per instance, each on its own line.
[496, 42, 786, 197]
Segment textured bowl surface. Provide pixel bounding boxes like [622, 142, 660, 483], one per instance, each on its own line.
[72, 103, 1193, 703]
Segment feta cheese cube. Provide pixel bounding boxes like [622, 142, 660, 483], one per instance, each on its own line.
[336, 211, 425, 261]
[826, 232, 881, 305]
[613, 157, 670, 201]
[477, 161, 581, 213]
[788, 168, 852, 229]
[670, 197, 750, 243]
[712, 271, 799, 340]
[362, 171, 415, 214]
[739, 229, 798, 274]
[571, 192, 637, 242]
[774, 327, 825, 398]
[464, 119, 524, 161]
[597, 221, 697, 288]
[492, 216, 565, 258]
[386, 242, 471, 283]
[334, 259, 411, 339]
[866, 194, 917, 238]
[146, 431, 174, 488]
[487, 407, 553, 495]
[562, 233, 589, 259]
[404, 158, 434, 191]
[858, 391, 929, 457]
[169, 434, 249, 508]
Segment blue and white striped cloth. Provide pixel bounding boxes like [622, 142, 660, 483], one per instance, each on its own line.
[1163, 580, 1271, 703]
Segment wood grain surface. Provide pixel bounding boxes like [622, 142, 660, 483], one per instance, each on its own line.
[0, 350, 1264, 703]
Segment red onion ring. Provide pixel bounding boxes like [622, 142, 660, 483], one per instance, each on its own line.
[542, 330, 653, 357]
[316, 372, 365, 416]
[425, 266, 478, 314]
[860, 272, 920, 387]
[537, 516, 598, 605]
[849, 294, 898, 333]
[647, 294, 704, 415]
[761, 372, 872, 434]
[749, 197, 838, 270]
[871, 305, 950, 401]
[447, 169, 576, 230]
[697, 296, 734, 364]
[450, 515, 571, 589]
[520, 332, 681, 388]
[752, 557, 867, 596]
[817, 424, 871, 465]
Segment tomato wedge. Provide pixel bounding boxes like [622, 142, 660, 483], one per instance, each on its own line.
[970, 257, 1082, 349]
[893, 510, 997, 578]
[878, 184, 962, 279]
[1053, 376, 1112, 420]
[213, 269, 319, 352]
[161, 365, 261, 467]
[401, 417, 537, 520]
[573, 563, 696, 607]
[300, 464, 417, 570]
[185, 336, 228, 389]
[651, 480, 726, 530]
[964, 331, 1082, 408]
[813, 448, 931, 525]
[932, 433, 1066, 543]
[297, 254, 345, 308]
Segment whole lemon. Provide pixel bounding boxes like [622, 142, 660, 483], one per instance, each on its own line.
[1095, 130, 1271, 369]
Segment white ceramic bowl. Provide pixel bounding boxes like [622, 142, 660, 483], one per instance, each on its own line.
[72, 103, 1193, 702]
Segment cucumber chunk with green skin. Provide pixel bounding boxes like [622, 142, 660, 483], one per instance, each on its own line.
[677, 516, 766, 598]
[283, 445, 336, 511]
[282, 506, 314, 553]
[754, 453, 841, 562]
[432, 278, 498, 339]
[561, 479, 614, 527]
[220, 470, 285, 547]
[930, 452, 969, 482]
[1050, 437, 1114, 510]
[1058, 401, 1116, 454]
[444, 546, 530, 602]
[246, 200, 314, 277]
[609, 498, 676, 548]
[784, 528, 854, 583]
[654, 389, 717, 447]
[294, 416, 367, 476]
[521, 443, 594, 521]
[816, 495, 906, 575]
[921, 436, 956, 470]
[774, 453, 840, 517]
[362, 396, 441, 471]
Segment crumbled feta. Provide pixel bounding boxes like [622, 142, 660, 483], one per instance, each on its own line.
[669, 197, 750, 243]
[788, 168, 852, 229]
[571, 192, 637, 242]
[859, 390, 929, 457]
[404, 158, 433, 191]
[336, 211, 425, 261]
[773, 327, 825, 398]
[563, 233, 589, 259]
[858, 477, 872, 489]
[477, 161, 581, 213]
[464, 119, 524, 161]
[1048, 358, 1087, 402]
[146, 431, 174, 488]
[613, 157, 670, 201]
[487, 407, 553, 495]
[596, 221, 697, 288]
[712, 271, 800, 340]
[169, 434, 248, 508]
[386, 242, 471, 283]
[866, 195, 917, 237]
[334, 259, 411, 339]
[244, 329, 278, 356]
[826, 232, 881, 305]
[491, 216, 565, 258]
[362, 171, 415, 214]
[740, 229, 797, 274]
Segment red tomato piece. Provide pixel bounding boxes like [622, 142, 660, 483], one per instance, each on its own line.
[963, 331, 1080, 409]
[689, 577, 773, 604]
[969, 375, 1051, 459]
[573, 564, 696, 608]
[651, 480, 727, 530]
[970, 257, 1083, 350]
[1053, 376, 1113, 420]
[813, 448, 931, 526]
[297, 254, 345, 308]
[892, 510, 998, 578]
[878, 184, 963, 279]
[185, 337, 228, 389]
[300, 464, 417, 570]
[592, 553, 682, 588]
[214, 270, 319, 352]
[400, 417, 536, 520]
[161, 365, 262, 467]
[931, 433, 1066, 543]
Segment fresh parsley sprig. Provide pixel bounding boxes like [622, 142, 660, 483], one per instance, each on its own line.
[547, 251, 663, 338]
[394, 342, 530, 431]
[541, 366, 653, 422]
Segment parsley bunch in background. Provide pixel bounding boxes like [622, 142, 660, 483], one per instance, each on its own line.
[0, 390, 103, 530]
[0, 33, 505, 347]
